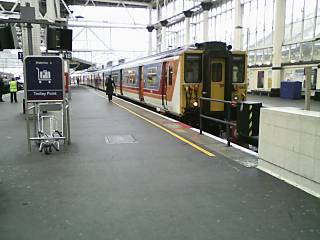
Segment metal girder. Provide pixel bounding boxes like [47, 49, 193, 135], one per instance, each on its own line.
[0, 0, 21, 15]
[68, 23, 146, 29]
[95, 0, 150, 7]
[65, 0, 151, 8]
[10, 0, 19, 12]
[68, 19, 146, 29]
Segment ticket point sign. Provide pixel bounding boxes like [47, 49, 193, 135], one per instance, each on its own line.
[25, 56, 64, 101]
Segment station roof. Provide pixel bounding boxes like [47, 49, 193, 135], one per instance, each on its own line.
[70, 57, 93, 71]
[62, 0, 152, 8]
[0, 0, 155, 18]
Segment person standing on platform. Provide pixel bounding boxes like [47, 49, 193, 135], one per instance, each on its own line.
[9, 78, 18, 103]
[0, 78, 4, 102]
[106, 75, 116, 102]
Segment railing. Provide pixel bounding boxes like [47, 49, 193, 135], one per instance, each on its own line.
[199, 97, 237, 147]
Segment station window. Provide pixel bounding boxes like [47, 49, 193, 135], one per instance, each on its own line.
[146, 67, 158, 87]
[211, 63, 222, 82]
[168, 65, 173, 86]
[185, 54, 201, 83]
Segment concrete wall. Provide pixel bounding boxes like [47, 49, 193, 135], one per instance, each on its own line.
[258, 107, 320, 198]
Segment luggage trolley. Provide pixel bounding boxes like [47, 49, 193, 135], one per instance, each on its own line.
[25, 100, 71, 154]
[37, 103, 64, 154]
[24, 56, 71, 153]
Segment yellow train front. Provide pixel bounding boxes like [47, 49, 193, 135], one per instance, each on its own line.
[181, 42, 247, 124]
[78, 41, 247, 135]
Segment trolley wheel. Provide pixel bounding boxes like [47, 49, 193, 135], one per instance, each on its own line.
[44, 146, 51, 154]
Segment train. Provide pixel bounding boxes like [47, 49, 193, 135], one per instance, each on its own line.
[74, 41, 247, 131]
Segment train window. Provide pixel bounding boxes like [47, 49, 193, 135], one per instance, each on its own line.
[184, 54, 201, 83]
[232, 55, 245, 83]
[123, 69, 136, 86]
[123, 71, 129, 85]
[211, 63, 222, 82]
[112, 73, 119, 84]
[147, 67, 158, 87]
[128, 70, 136, 85]
[168, 65, 173, 86]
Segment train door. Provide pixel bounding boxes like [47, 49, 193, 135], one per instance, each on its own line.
[210, 59, 225, 111]
[161, 62, 168, 109]
[166, 63, 174, 106]
[102, 72, 105, 90]
[120, 69, 123, 95]
[139, 66, 144, 101]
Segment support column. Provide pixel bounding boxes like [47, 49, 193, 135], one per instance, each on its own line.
[271, 0, 286, 89]
[55, 0, 61, 20]
[20, 0, 41, 55]
[147, 6, 153, 55]
[201, 1, 213, 42]
[31, 0, 41, 55]
[160, 20, 168, 52]
[233, 0, 243, 50]
[183, 10, 192, 47]
[147, 25, 154, 55]
[46, 0, 56, 22]
[156, 0, 161, 53]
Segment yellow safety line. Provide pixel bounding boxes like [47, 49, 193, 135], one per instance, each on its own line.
[93, 91, 215, 157]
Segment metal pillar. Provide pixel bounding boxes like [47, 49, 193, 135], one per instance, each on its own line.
[317, 65, 320, 90]
[160, 20, 168, 52]
[305, 67, 312, 110]
[21, 0, 41, 55]
[55, 0, 61, 19]
[271, 0, 286, 89]
[30, 0, 41, 55]
[147, 25, 154, 55]
[46, 0, 56, 22]
[233, 0, 243, 50]
[26, 24, 34, 55]
[147, 6, 153, 55]
[184, 10, 192, 47]
[201, 1, 212, 42]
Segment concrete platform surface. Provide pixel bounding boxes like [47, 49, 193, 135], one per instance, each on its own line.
[248, 95, 320, 112]
[0, 87, 319, 240]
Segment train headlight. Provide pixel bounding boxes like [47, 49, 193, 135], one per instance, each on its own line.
[233, 95, 239, 101]
[193, 101, 198, 107]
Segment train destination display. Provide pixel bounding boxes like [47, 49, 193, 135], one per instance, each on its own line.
[25, 56, 64, 101]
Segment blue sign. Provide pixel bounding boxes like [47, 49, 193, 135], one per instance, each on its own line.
[18, 52, 23, 60]
[63, 51, 72, 60]
[25, 56, 64, 101]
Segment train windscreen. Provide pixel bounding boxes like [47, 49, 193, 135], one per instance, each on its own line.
[232, 55, 245, 83]
[184, 54, 201, 83]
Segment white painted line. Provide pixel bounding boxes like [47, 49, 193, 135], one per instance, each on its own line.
[190, 127, 258, 157]
[114, 95, 178, 123]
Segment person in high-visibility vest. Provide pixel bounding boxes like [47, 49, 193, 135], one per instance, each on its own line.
[9, 78, 18, 103]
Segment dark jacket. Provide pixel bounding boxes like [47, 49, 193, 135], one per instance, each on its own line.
[106, 77, 116, 95]
[0, 79, 4, 94]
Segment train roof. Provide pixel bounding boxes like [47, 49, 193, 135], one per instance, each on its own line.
[99, 45, 201, 73]
[74, 42, 244, 76]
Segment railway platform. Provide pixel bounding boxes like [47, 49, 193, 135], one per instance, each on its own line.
[0, 87, 319, 240]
